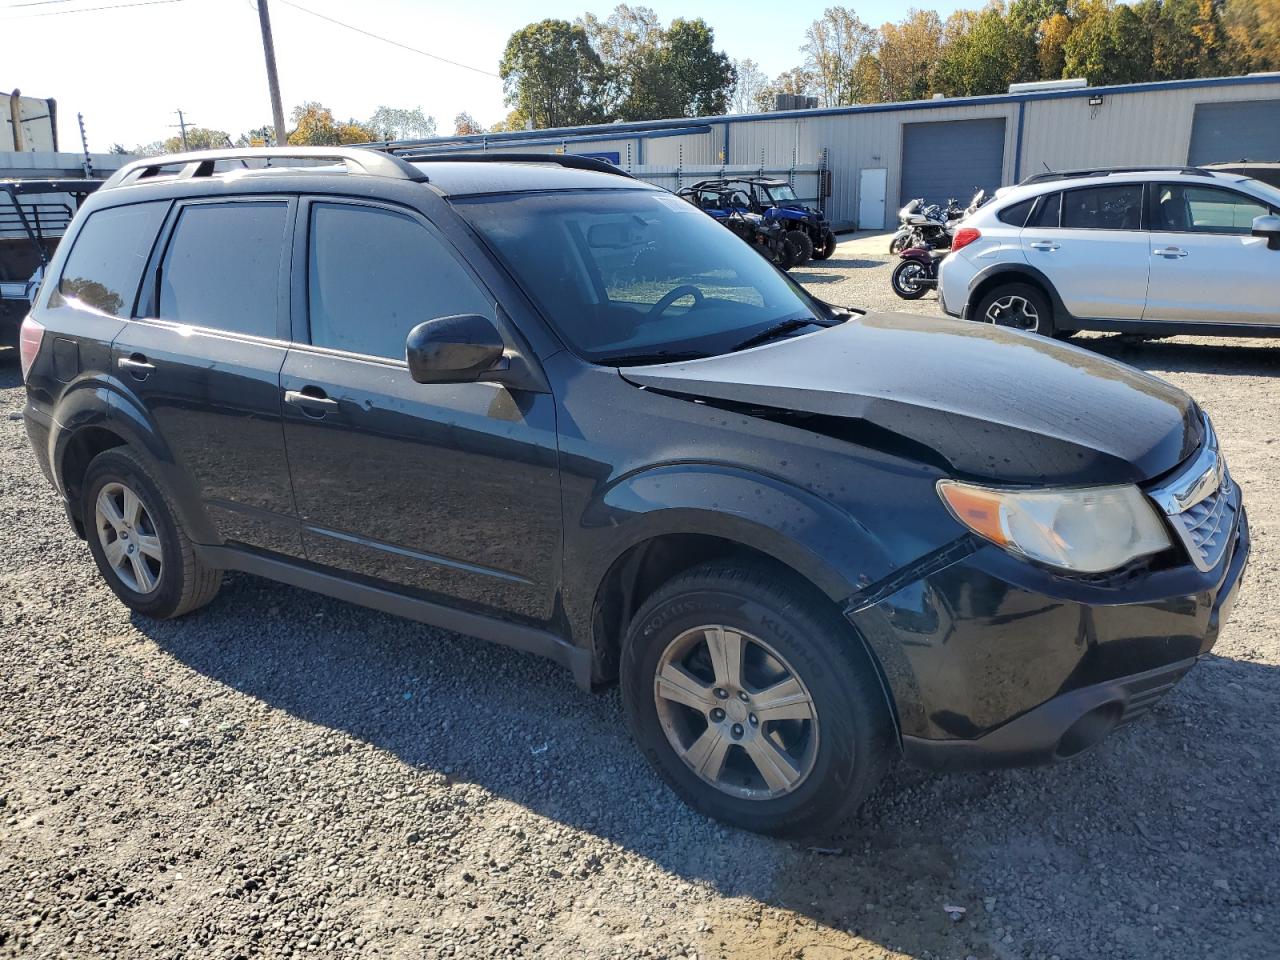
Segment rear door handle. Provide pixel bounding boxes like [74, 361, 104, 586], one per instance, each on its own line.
[1155, 246, 1189, 258]
[118, 354, 155, 380]
[1029, 241, 1060, 251]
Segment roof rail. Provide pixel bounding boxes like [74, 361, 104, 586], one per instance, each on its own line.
[384, 151, 634, 179]
[100, 147, 430, 190]
[1020, 165, 1213, 185]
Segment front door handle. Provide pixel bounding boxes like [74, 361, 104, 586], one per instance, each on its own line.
[1029, 241, 1060, 252]
[284, 387, 338, 418]
[118, 354, 155, 380]
[1155, 246, 1189, 258]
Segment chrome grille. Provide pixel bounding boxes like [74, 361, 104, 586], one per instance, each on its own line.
[1147, 416, 1240, 572]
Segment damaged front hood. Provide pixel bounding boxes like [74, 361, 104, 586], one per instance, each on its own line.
[622, 313, 1202, 485]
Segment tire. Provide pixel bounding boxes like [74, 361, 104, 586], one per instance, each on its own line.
[891, 260, 931, 300]
[889, 233, 910, 255]
[620, 561, 895, 837]
[82, 447, 222, 619]
[776, 237, 800, 270]
[973, 281, 1054, 337]
[783, 229, 813, 265]
[813, 229, 837, 260]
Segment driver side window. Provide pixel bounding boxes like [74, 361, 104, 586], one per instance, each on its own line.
[306, 203, 493, 360]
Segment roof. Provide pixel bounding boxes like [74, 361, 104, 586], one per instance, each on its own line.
[408, 160, 650, 196]
[367, 72, 1280, 153]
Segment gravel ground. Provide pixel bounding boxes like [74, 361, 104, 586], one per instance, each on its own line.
[3, 245, 1278, 959]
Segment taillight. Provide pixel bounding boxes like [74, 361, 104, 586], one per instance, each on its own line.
[951, 227, 981, 252]
[19, 315, 45, 382]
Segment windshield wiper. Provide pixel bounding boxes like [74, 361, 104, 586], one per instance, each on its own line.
[597, 350, 709, 367]
[728, 317, 824, 353]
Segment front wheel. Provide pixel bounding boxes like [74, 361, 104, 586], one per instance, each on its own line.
[889, 232, 911, 255]
[784, 229, 814, 265]
[812, 229, 837, 260]
[891, 259, 931, 300]
[621, 562, 895, 837]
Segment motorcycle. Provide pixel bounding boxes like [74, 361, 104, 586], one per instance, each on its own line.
[890, 245, 947, 300]
[889, 198, 950, 254]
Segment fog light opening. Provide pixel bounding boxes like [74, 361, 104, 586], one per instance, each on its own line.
[1055, 702, 1123, 759]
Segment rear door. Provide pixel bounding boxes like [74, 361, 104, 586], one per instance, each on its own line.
[1019, 183, 1150, 320]
[278, 198, 562, 623]
[112, 196, 303, 557]
[1144, 182, 1280, 325]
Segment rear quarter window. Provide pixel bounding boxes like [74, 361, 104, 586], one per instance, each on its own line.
[54, 201, 168, 316]
[996, 198, 1035, 227]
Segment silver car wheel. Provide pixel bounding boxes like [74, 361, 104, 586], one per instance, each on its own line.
[95, 481, 163, 594]
[985, 294, 1040, 332]
[653, 624, 820, 801]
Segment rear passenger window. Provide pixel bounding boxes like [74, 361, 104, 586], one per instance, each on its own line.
[306, 203, 493, 360]
[54, 201, 167, 316]
[996, 199, 1034, 227]
[1061, 185, 1144, 231]
[1028, 192, 1060, 228]
[158, 201, 288, 338]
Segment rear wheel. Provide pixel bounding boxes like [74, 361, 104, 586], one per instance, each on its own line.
[974, 282, 1054, 337]
[784, 229, 813, 266]
[813, 229, 837, 260]
[621, 562, 895, 837]
[891, 260, 930, 300]
[82, 448, 222, 619]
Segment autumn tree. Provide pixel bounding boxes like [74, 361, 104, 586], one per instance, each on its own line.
[875, 10, 944, 102]
[368, 106, 437, 142]
[802, 6, 878, 106]
[288, 102, 375, 145]
[454, 112, 485, 135]
[730, 58, 770, 113]
[500, 19, 606, 128]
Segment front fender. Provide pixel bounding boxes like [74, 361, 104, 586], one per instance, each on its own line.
[562, 460, 901, 646]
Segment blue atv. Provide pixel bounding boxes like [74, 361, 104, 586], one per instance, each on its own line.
[684, 177, 837, 264]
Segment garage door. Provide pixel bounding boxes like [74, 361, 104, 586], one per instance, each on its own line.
[1188, 100, 1280, 165]
[900, 118, 1006, 208]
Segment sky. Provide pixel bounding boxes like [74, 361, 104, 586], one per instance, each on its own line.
[3, 0, 970, 152]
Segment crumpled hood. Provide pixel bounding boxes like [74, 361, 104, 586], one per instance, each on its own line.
[622, 313, 1202, 485]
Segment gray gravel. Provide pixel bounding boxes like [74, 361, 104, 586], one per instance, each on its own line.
[2, 248, 1279, 959]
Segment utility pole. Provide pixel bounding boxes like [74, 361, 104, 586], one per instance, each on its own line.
[171, 109, 192, 150]
[256, 0, 287, 146]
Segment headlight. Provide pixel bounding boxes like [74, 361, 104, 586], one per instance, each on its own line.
[937, 480, 1171, 574]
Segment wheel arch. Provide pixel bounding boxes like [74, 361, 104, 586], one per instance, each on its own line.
[966, 263, 1071, 325]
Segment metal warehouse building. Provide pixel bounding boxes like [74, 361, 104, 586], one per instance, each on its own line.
[385, 73, 1280, 230]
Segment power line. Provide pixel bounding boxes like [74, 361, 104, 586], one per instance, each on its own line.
[275, 0, 500, 79]
[0, 0, 183, 19]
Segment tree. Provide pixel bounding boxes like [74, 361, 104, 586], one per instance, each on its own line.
[875, 10, 944, 102]
[489, 108, 531, 132]
[368, 106, 437, 142]
[234, 125, 277, 147]
[287, 102, 375, 145]
[578, 6, 735, 120]
[1039, 11, 1073, 77]
[730, 58, 770, 113]
[802, 6, 878, 106]
[109, 143, 129, 155]
[500, 19, 606, 129]
[935, 7, 1028, 96]
[454, 112, 485, 135]
[1224, 0, 1280, 71]
[150, 126, 230, 153]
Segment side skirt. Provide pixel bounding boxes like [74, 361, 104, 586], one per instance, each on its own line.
[1069, 317, 1280, 338]
[196, 544, 594, 691]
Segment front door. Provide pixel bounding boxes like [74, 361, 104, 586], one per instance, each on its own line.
[1020, 183, 1150, 320]
[279, 199, 561, 623]
[1144, 182, 1280, 325]
[112, 197, 302, 557]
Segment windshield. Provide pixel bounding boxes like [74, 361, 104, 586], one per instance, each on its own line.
[454, 189, 832, 364]
[1240, 177, 1280, 207]
[764, 183, 799, 203]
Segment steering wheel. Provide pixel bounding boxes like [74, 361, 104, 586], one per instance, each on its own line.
[645, 284, 704, 321]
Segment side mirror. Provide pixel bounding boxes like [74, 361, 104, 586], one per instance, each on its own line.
[1252, 214, 1280, 251]
[405, 314, 506, 384]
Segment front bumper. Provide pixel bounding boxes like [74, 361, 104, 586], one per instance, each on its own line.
[847, 508, 1249, 771]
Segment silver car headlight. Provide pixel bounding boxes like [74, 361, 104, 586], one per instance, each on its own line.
[937, 480, 1171, 574]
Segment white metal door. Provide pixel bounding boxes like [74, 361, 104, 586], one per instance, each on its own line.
[858, 169, 887, 230]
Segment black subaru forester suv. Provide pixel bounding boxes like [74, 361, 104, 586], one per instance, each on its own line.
[19, 148, 1248, 836]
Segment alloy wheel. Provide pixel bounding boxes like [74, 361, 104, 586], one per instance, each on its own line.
[95, 481, 163, 594]
[895, 262, 925, 294]
[985, 294, 1040, 332]
[653, 624, 820, 800]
